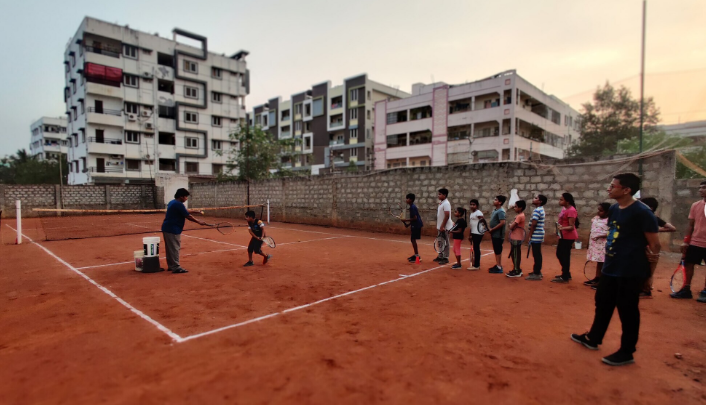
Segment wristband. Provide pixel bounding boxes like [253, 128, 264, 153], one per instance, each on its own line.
[684, 235, 692, 244]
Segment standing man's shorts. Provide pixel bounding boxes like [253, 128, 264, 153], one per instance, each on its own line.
[411, 227, 422, 241]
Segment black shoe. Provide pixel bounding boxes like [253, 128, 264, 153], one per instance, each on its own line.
[407, 255, 417, 262]
[172, 268, 188, 274]
[670, 288, 693, 299]
[433, 257, 441, 263]
[506, 270, 523, 278]
[583, 279, 599, 286]
[571, 333, 598, 350]
[591, 285, 598, 290]
[639, 290, 652, 299]
[489, 266, 504, 274]
[551, 277, 569, 283]
[243, 261, 254, 267]
[451, 263, 462, 269]
[602, 350, 634, 366]
[438, 258, 449, 265]
[554, 274, 572, 281]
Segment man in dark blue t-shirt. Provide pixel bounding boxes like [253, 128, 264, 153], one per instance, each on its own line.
[161, 188, 207, 274]
[571, 173, 660, 366]
[402, 193, 423, 262]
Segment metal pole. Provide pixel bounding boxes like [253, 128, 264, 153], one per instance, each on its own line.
[58, 154, 64, 208]
[638, 0, 646, 176]
[15, 200, 22, 244]
[267, 199, 270, 223]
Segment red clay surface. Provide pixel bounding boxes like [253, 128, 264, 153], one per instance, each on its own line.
[1, 218, 705, 404]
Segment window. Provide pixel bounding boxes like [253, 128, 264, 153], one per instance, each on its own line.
[262, 113, 268, 127]
[125, 103, 139, 114]
[183, 60, 198, 73]
[350, 108, 358, 120]
[350, 89, 358, 102]
[185, 137, 198, 148]
[158, 79, 174, 94]
[212, 140, 222, 150]
[212, 92, 222, 103]
[70, 54, 75, 67]
[80, 129, 86, 143]
[281, 109, 290, 121]
[367, 91, 371, 101]
[158, 52, 174, 67]
[313, 98, 324, 116]
[126, 159, 140, 171]
[184, 86, 198, 99]
[304, 103, 311, 117]
[185, 162, 198, 174]
[212, 67, 222, 79]
[158, 132, 175, 145]
[304, 121, 311, 132]
[72, 107, 77, 121]
[367, 110, 371, 119]
[351, 148, 358, 157]
[122, 44, 138, 59]
[72, 81, 76, 94]
[294, 103, 302, 116]
[304, 136, 311, 149]
[184, 111, 198, 124]
[125, 131, 140, 143]
[387, 134, 407, 148]
[212, 116, 222, 127]
[212, 164, 224, 174]
[79, 100, 84, 114]
[295, 121, 302, 132]
[350, 129, 358, 139]
[123, 75, 139, 88]
[366, 128, 371, 139]
[268, 110, 276, 126]
[159, 159, 176, 171]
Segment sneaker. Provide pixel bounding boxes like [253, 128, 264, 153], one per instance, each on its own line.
[172, 268, 188, 274]
[583, 279, 599, 286]
[467, 266, 480, 271]
[551, 277, 569, 284]
[697, 290, 706, 303]
[670, 288, 693, 299]
[591, 285, 598, 290]
[526, 273, 543, 281]
[602, 351, 635, 366]
[506, 270, 523, 278]
[438, 258, 449, 265]
[451, 263, 462, 269]
[263, 254, 272, 265]
[407, 255, 417, 262]
[639, 290, 652, 299]
[243, 261, 254, 267]
[433, 257, 441, 263]
[489, 267, 504, 274]
[570, 333, 598, 350]
[554, 274, 572, 281]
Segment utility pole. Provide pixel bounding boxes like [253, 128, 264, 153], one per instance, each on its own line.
[58, 153, 64, 208]
[638, 0, 647, 176]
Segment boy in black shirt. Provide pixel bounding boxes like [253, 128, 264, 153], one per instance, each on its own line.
[450, 207, 467, 269]
[571, 173, 660, 366]
[243, 210, 271, 267]
[401, 193, 423, 262]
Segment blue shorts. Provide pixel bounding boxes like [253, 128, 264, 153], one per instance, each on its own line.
[410, 227, 422, 240]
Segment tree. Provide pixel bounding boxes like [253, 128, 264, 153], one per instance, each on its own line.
[570, 82, 661, 157]
[0, 149, 68, 184]
[616, 130, 692, 154]
[221, 126, 296, 181]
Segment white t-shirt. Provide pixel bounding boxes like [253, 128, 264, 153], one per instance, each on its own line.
[469, 209, 484, 235]
[437, 199, 453, 231]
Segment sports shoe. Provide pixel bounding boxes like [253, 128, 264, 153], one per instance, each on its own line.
[451, 263, 462, 269]
[526, 273, 543, 281]
[696, 290, 706, 303]
[263, 254, 272, 265]
[583, 279, 599, 286]
[438, 258, 449, 265]
[602, 351, 634, 366]
[639, 290, 652, 299]
[551, 277, 569, 283]
[554, 274, 572, 281]
[591, 285, 598, 290]
[506, 270, 523, 278]
[172, 268, 188, 274]
[408, 255, 417, 262]
[467, 266, 480, 271]
[571, 333, 598, 350]
[670, 288, 693, 299]
[243, 261, 254, 267]
[433, 257, 441, 263]
[489, 266, 504, 274]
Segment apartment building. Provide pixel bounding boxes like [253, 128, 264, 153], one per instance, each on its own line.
[29, 117, 69, 161]
[64, 17, 249, 185]
[374, 70, 580, 169]
[249, 74, 409, 174]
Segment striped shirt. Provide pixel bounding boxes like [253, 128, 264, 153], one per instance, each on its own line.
[530, 206, 545, 243]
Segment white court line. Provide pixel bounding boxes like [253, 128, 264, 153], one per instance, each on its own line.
[5, 224, 183, 342]
[177, 252, 494, 342]
[75, 247, 245, 270]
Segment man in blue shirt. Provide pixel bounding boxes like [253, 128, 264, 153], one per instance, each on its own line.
[571, 173, 660, 366]
[162, 188, 207, 274]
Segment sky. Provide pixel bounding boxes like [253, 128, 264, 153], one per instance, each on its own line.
[1, 0, 704, 157]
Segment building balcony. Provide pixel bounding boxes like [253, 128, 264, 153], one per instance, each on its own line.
[280, 131, 291, 138]
[330, 121, 344, 128]
[87, 138, 124, 154]
[329, 140, 345, 146]
[87, 109, 124, 128]
[86, 81, 123, 98]
[85, 166, 124, 174]
[84, 44, 120, 58]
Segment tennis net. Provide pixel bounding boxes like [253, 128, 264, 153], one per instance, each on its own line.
[28, 204, 266, 241]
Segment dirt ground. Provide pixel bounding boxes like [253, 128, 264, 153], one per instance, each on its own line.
[1, 218, 705, 404]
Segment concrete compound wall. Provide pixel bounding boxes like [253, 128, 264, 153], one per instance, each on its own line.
[0, 184, 158, 218]
[190, 151, 691, 251]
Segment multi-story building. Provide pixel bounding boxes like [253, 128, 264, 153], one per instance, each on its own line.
[29, 117, 69, 161]
[249, 74, 409, 174]
[63, 17, 249, 185]
[373, 70, 580, 169]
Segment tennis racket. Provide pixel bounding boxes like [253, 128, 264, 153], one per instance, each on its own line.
[556, 222, 562, 239]
[670, 260, 687, 293]
[584, 260, 599, 280]
[261, 236, 276, 248]
[388, 203, 406, 220]
[508, 228, 526, 258]
[204, 222, 235, 235]
[477, 219, 489, 235]
[434, 232, 447, 254]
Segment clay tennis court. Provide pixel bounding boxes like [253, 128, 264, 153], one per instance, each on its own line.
[1, 217, 705, 404]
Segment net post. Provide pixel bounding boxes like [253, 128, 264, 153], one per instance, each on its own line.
[15, 200, 22, 245]
[267, 200, 270, 224]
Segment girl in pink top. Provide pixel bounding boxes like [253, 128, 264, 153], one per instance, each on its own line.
[552, 193, 579, 283]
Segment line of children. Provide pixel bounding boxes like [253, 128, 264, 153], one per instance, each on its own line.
[467, 200, 484, 270]
[506, 200, 526, 278]
[583, 203, 611, 289]
[526, 195, 547, 280]
[450, 208, 467, 269]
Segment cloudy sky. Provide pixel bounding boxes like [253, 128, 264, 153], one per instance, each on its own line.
[1, 0, 704, 157]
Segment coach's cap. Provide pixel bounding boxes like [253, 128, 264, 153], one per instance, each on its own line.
[175, 188, 190, 198]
